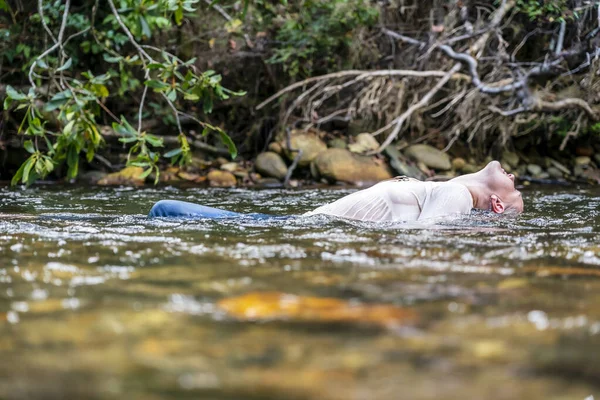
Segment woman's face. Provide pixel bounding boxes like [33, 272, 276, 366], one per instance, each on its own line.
[480, 161, 524, 213]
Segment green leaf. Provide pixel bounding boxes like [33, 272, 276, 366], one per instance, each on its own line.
[103, 54, 123, 63]
[140, 15, 152, 38]
[163, 148, 182, 158]
[147, 63, 165, 70]
[11, 161, 27, 186]
[119, 137, 138, 143]
[6, 85, 27, 100]
[183, 93, 200, 101]
[139, 167, 153, 180]
[145, 134, 164, 147]
[22, 156, 35, 184]
[56, 58, 73, 72]
[23, 140, 35, 154]
[175, 6, 183, 25]
[218, 130, 237, 159]
[36, 59, 49, 69]
[166, 89, 177, 102]
[67, 146, 79, 179]
[144, 79, 170, 90]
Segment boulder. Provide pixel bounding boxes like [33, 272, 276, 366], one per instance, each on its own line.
[548, 158, 570, 175]
[451, 157, 466, 171]
[384, 146, 426, 180]
[220, 162, 239, 173]
[207, 170, 237, 187]
[461, 164, 480, 174]
[348, 133, 379, 154]
[404, 144, 451, 170]
[268, 142, 283, 154]
[328, 138, 347, 149]
[255, 152, 288, 180]
[283, 130, 327, 167]
[98, 166, 145, 186]
[313, 148, 392, 185]
[79, 170, 108, 184]
[526, 164, 543, 177]
[547, 167, 563, 179]
[502, 151, 520, 168]
[575, 156, 591, 166]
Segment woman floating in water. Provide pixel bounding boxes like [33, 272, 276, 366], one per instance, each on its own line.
[148, 160, 523, 221]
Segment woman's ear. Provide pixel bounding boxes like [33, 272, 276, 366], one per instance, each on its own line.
[490, 194, 505, 214]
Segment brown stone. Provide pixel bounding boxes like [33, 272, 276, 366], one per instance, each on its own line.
[313, 148, 392, 185]
[268, 142, 283, 154]
[207, 170, 237, 187]
[452, 157, 466, 171]
[97, 166, 145, 186]
[255, 152, 288, 180]
[283, 130, 327, 167]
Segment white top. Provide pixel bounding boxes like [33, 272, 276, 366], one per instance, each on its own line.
[304, 179, 473, 222]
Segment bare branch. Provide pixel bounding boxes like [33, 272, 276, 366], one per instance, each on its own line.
[28, 0, 71, 89]
[256, 69, 468, 110]
[370, 63, 463, 154]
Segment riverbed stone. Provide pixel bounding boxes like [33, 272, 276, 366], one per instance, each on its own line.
[268, 142, 283, 154]
[348, 133, 379, 154]
[313, 148, 392, 184]
[98, 166, 145, 186]
[594, 153, 600, 165]
[452, 157, 466, 171]
[548, 158, 571, 175]
[502, 151, 520, 168]
[207, 170, 237, 187]
[283, 130, 327, 167]
[547, 167, 563, 179]
[461, 163, 480, 174]
[526, 164, 543, 177]
[79, 170, 108, 184]
[404, 144, 451, 170]
[384, 146, 426, 180]
[328, 138, 347, 149]
[255, 152, 288, 180]
[575, 156, 591, 166]
[220, 162, 239, 173]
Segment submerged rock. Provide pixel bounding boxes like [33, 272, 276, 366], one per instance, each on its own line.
[313, 148, 392, 184]
[255, 152, 288, 180]
[283, 130, 327, 167]
[404, 144, 451, 170]
[207, 170, 237, 187]
[348, 133, 379, 154]
[98, 166, 145, 186]
[218, 291, 417, 328]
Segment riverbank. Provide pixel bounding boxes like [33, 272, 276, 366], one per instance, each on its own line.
[5, 127, 594, 188]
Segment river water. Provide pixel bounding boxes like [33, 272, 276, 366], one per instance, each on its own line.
[0, 184, 599, 400]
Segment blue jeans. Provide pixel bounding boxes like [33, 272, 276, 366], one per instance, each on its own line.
[148, 200, 280, 220]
